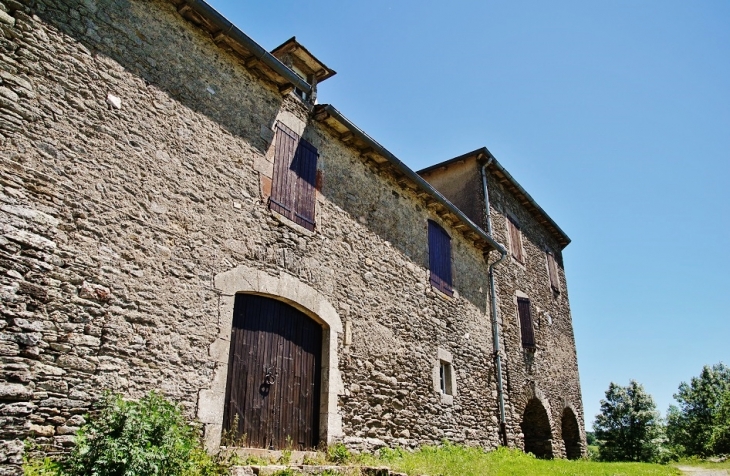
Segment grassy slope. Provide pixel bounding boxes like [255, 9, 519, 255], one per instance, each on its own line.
[357, 446, 681, 476]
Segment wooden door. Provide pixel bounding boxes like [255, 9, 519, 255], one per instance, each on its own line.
[223, 294, 322, 450]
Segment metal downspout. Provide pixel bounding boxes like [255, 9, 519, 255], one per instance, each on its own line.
[481, 160, 508, 446]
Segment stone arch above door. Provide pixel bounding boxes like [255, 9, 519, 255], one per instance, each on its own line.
[197, 266, 344, 451]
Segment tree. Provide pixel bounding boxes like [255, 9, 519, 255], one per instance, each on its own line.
[666, 363, 730, 457]
[709, 390, 730, 455]
[593, 380, 666, 462]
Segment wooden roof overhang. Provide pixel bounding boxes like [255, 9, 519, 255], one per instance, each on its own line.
[169, 0, 312, 96]
[313, 105, 505, 256]
[271, 37, 336, 84]
[419, 148, 572, 249]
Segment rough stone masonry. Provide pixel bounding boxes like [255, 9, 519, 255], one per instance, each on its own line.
[0, 0, 585, 474]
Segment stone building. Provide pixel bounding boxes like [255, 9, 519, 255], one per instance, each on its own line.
[0, 0, 585, 473]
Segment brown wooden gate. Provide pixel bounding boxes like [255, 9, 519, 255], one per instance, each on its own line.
[223, 294, 322, 450]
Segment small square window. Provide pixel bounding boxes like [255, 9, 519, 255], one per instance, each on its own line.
[440, 361, 453, 395]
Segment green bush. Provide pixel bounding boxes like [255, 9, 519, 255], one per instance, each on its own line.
[22, 456, 62, 476]
[23, 392, 226, 476]
[326, 443, 350, 464]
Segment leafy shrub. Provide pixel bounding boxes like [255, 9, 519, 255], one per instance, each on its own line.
[326, 443, 350, 464]
[22, 456, 62, 476]
[378, 447, 405, 462]
[585, 445, 600, 461]
[61, 391, 225, 476]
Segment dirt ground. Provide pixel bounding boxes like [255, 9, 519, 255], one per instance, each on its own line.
[677, 466, 729, 476]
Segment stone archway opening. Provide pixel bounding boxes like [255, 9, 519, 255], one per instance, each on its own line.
[521, 398, 553, 459]
[561, 407, 582, 460]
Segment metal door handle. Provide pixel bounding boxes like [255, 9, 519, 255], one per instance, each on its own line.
[264, 367, 277, 385]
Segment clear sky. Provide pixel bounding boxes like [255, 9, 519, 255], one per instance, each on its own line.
[206, 0, 730, 430]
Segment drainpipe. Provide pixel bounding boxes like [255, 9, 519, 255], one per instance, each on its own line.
[481, 159, 508, 446]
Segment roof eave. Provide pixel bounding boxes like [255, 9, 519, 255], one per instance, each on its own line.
[418, 149, 571, 249]
[313, 105, 506, 256]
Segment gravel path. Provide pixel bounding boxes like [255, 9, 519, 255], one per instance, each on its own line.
[676, 466, 729, 476]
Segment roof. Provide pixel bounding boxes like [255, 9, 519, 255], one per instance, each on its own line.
[418, 148, 571, 248]
[271, 37, 337, 83]
[170, 0, 312, 96]
[313, 106, 506, 255]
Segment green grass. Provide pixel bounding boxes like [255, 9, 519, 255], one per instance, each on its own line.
[356, 445, 681, 476]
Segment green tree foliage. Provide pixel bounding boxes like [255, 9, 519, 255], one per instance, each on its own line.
[593, 381, 667, 463]
[709, 390, 730, 455]
[666, 363, 730, 457]
[63, 392, 224, 476]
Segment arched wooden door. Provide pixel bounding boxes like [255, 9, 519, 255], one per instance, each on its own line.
[223, 294, 322, 450]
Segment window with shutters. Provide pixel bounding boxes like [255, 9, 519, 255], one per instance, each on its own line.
[428, 220, 453, 297]
[546, 250, 560, 293]
[517, 297, 536, 350]
[507, 215, 524, 263]
[269, 122, 318, 231]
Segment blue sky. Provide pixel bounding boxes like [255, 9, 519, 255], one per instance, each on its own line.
[206, 0, 730, 429]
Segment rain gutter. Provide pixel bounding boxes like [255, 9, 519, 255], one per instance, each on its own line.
[481, 159, 508, 446]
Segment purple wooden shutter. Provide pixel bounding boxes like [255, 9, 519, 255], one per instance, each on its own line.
[270, 123, 318, 231]
[428, 220, 453, 296]
[292, 139, 318, 230]
[517, 297, 535, 348]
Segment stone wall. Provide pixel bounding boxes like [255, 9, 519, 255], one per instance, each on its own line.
[0, 0, 544, 473]
[486, 171, 585, 458]
[419, 157, 585, 458]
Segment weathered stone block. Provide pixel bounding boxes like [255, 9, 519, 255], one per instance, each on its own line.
[0, 384, 31, 402]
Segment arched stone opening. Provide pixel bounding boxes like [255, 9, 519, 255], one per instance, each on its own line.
[561, 407, 582, 460]
[521, 398, 553, 459]
[198, 266, 343, 451]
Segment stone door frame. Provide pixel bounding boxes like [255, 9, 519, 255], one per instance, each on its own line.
[197, 266, 344, 451]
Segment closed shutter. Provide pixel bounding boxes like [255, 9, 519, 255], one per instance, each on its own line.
[517, 297, 535, 349]
[508, 216, 524, 262]
[270, 123, 318, 231]
[546, 251, 560, 292]
[428, 220, 453, 296]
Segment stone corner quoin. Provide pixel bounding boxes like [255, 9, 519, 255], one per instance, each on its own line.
[0, 0, 585, 472]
